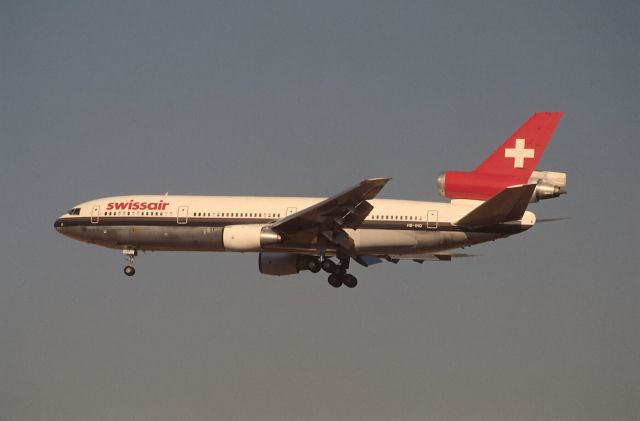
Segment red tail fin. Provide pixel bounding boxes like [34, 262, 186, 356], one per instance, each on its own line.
[475, 112, 563, 182]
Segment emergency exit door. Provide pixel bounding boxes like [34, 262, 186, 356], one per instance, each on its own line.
[177, 206, 189, 224]
[427, 210, 438, 229]
[91, 205, 100, 224]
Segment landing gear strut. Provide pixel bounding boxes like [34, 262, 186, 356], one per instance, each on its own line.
[123, 248, 137, 276]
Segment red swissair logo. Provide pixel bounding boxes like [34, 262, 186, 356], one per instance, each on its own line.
[106, 200, 169, 211]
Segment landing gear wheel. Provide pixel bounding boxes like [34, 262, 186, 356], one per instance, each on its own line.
[328, 274, 342, 288]
[321, 259, 337, 274]
[343, 274, 358, 288]
[307, 258, 321, 273]
[122, 248, 137, 277]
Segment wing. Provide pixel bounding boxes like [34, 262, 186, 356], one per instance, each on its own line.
[269, 177, 391, 235]
[384, 252, 477, 264]
[337, 252, 476, 267]
[268, 178, 391, 259]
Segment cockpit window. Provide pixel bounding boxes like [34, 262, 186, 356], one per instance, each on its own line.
[68, 208, 81, 215]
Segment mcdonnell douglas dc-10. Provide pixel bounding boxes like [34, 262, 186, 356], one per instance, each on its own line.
[55, 112, 566, 288]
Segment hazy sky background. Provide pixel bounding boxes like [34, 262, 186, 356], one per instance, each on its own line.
[1, 1, 638, 420]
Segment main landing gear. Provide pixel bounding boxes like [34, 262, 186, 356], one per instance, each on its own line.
[123, 248, 137, 276]
[314, 256, 358, 288]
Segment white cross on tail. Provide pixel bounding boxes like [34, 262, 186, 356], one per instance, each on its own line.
[504, 138, 535, 168]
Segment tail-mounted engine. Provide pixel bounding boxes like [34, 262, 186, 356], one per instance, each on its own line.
[527, 171, 567, 202]
[438, 170, 566, 202]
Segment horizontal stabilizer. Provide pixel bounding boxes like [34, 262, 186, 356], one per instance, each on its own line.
[456, 184, 536, 229]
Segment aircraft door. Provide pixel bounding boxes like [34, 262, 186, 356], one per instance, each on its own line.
[177, 206, 189, 224]
[286, 207, 297, 216]
[427, 210, 438, 229]
[91, 205, 100, 224]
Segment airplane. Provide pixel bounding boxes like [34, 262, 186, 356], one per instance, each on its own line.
[54, 112, 566, 288]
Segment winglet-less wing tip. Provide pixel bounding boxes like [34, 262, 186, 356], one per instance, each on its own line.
[359, 177, 392, 200]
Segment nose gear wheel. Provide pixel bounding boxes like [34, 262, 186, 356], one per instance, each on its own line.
[122, 248, 138, 277]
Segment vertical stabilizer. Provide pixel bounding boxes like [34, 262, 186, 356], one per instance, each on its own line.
[475, 112, 563, 182]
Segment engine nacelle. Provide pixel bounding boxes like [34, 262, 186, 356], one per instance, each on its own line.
[258, 253, 310, 276]
[528, 170, 567, 202]
[222, 224, 281, 252]
[437, 170, 567, 202]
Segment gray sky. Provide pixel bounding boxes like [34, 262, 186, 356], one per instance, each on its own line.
[1, 1, 639, 420]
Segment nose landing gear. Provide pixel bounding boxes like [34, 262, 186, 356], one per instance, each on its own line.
[123, 248, 137, 277]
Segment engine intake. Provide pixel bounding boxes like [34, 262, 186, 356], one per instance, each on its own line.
[223, 224, 281, 252]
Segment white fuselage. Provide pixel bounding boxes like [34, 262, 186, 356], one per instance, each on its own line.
[54, 195, 535, 257]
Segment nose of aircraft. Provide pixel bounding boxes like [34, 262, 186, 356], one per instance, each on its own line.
[54, 216, 65, 231]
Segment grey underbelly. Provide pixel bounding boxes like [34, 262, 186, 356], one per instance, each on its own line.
[63, 225, 225, 251]
[61, 225, 501, 254]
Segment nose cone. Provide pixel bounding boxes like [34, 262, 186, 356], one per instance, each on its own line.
[54, 216, 66, 231]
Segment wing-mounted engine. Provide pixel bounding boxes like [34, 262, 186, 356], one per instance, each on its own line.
[258, 252, 314, 276]
[437, 170, 566, 203]
[222, 224, 282, 252]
